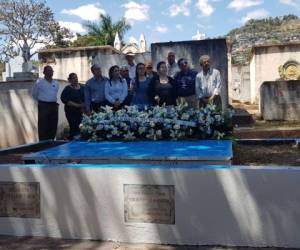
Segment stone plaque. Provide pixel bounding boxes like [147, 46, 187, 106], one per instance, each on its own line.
[0, 182, 40, 218]
[124, 184, 174, 224]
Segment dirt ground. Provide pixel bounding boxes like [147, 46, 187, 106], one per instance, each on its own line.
[0, 236, 297, 250]
[233, 143, 300, 166]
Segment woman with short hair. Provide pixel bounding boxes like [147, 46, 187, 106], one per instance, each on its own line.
[148, 61, 177, 106]
[61, 73, 85, 139]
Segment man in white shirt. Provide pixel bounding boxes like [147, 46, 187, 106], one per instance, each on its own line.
[167, 51, 179, 78]
[125, 52, 136, 80]
[32, 65, 59, 140]
[195, 55, 222, 109]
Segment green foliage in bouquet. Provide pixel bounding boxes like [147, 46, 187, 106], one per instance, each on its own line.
[80, 103, 233, 141]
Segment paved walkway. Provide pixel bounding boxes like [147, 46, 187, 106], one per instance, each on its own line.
[0, 236, 296, 250]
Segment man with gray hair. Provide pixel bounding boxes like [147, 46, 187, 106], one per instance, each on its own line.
[167, 51, 179, 77]
[195, 55, 222, 109]
[120, 65, 133, 105]
[84, 64, 109, 113]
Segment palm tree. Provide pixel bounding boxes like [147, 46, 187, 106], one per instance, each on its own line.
[83, 14, 131, 46]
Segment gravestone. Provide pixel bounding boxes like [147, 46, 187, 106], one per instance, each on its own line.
[124, 184, 175, 224]
[0, 182, 40, 218]
[260, 80, 300, 120]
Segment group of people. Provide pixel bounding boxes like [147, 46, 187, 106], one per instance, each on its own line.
[32, 52, 222, 141]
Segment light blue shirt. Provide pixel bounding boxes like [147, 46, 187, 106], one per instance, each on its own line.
[105, 78, 128, 104]
[32, 78, 59, 102]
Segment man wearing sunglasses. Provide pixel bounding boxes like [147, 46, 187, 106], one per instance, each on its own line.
[145, 61, 157, 79]
[195, 55, 222, 109]
[174, 58, 198, 109]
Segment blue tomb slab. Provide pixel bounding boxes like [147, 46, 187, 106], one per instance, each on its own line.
[3, 164, 299, 170]
[23, 140, 232, 164]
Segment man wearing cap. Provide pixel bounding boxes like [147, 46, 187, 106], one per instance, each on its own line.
[174, 58, 198, 108]
[32, 65, 59, 141]
[84, 64, 109, 113]
[167, 51, 179, 78]
[195, 55, 222, 109]
[125, 52, 136, 80]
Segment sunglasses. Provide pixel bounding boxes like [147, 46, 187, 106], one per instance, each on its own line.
[180, 60, 188, 66]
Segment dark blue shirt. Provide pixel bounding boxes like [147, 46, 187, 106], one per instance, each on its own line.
[174, 69, 198, 97]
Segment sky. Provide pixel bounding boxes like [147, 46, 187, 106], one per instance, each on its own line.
[47, 0, 300, 45]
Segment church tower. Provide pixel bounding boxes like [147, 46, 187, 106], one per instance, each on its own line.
[114, 32, 121, 51]
[139, 33, 147, 53]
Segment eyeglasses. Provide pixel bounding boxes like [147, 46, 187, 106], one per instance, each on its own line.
[180, 60, 188, 66]
[146, 66, 153, 69]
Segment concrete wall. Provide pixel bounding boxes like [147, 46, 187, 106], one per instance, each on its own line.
[151, 39, 229, 107]
[39, 49, 151, 82]
[0, 80, 69, 148]
[231, 65, 251, 103]
[251, 44, 300, 104]
[260, 80, 300, 120]
[0, 164, 300, 248]
[93, 53, 151, 79]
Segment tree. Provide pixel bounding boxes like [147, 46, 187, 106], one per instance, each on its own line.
[72, 34, 98, 47]
[47, 22, 74, 49]
[0, 0, 71, 63]
[73, 14, 130, 47]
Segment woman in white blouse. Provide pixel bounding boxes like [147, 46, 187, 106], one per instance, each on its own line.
[105, 65, 128, 110]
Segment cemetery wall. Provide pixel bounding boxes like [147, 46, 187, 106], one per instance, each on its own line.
[151, 39, 229, 107]
[0, 80, 68, 148]
[0, 165, 299, 248]
[38, 46, 151, 82]
[250, 43, 300, 103]
[231, 64, 251, 103]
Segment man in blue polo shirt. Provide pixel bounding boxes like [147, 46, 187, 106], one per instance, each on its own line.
[174, 58, 198, 109]
[84, 64, 109, 113]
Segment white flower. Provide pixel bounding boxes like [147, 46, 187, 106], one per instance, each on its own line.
[138, 127, 146, 134]
[214, 131, 225, 139]
[173, 124, 180, 130]
[80, 99, 231, 141]
[111, 128, 119, 135]
[150, 121, 155, 128]
[124, 132, 135, 140]
[181, 113, 190, 120]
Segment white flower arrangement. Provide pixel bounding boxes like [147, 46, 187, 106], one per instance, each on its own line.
[80, 104, 233, 141]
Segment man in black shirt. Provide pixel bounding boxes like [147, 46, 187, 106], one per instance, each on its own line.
[174, 58, 198, 109]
